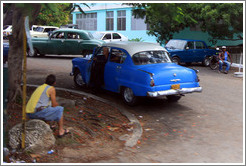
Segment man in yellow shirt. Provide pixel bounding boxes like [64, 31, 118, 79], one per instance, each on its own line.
[26, 74, 69, 138]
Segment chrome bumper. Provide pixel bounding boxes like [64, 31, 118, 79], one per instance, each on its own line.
[147, 87, 203, 97]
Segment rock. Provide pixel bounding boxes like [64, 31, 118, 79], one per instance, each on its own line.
[118, 134, 130, 141]
[56, 97, 76, 108]
[9, 119, 56, 153]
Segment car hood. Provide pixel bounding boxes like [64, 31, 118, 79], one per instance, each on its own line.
[165, 47, 184, 52]
[137, 63, 196, 85]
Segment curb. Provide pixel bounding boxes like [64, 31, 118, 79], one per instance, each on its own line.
[26, 84, 143, 147]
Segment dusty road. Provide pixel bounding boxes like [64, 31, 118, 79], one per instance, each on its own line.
[26, 55, 244, 163]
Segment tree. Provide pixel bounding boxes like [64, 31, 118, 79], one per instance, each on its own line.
[3, 3, 87, 104]
[185, 3, 243, 44]
[128, 3, 197, 45]
[127, 3, 243, 45]
[34, 3, 71, 27]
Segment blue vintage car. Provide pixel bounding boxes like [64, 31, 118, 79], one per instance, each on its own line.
[165, 39, 218, 66]
[71, 42, 202, 105]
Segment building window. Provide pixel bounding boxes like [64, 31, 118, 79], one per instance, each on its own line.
[106, 11, 114, 31]
[76, 13, 97, 31]
[117, 10, 126, 31]
[131, 15, 147, 30]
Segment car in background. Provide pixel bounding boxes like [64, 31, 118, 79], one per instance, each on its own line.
[70, 41, 202, 106]
[30, 26, 59, 38]
[28, 29, 105, 57]
[3, 25, 12, 39]
[92, 32, 128, 43]
[165, 39, 219, 66]
[3, 42, 9, 64]
[30, 25, 38, 32]
[60, 24, 78, 29]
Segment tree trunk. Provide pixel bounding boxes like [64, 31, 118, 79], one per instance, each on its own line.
[7, 4, 41, 105]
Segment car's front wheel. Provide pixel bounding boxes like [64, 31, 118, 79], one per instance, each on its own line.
[121, 87, 138, 106]
[166, 95, 182, 102]
[74, 70, 85, 87]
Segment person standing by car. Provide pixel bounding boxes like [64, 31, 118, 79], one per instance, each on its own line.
[219, 46, 232, 74]
[26, 74, 70, 138]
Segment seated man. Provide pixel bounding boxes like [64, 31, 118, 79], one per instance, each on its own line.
[26, 74, 69, 138]
[219, 46, 232, 74]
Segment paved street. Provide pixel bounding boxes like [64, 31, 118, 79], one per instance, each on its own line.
[26, 55, 244, 163]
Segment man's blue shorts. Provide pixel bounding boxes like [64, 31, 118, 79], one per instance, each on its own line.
[27, 106, 64, 122]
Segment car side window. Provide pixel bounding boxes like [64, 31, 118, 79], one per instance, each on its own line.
[44, 28, 50, 32]
[196, 42, 205, 49]
[51, 32, 65, 39]
[113, 33, 121, 39]
[110, 49, 127, 64]
[67, 32, 80, 39]
[103, 33, 111, 40]
[186, 42, 195, 49]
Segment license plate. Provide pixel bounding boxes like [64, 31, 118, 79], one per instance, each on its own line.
[171, 84, 180, 90]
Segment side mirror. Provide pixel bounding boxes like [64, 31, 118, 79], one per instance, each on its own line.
[186, 47, 189, 50]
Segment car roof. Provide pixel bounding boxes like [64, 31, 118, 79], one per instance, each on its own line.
[170, 39, 205, 42]
[103, 41, 166, 56]
[54, 29, 88, 32]
[36, 26, 59, 28]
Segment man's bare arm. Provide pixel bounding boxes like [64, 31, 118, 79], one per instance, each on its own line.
[49, 87, 59, 107]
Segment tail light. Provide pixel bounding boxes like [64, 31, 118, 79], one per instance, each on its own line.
[150, 79, 155, 87]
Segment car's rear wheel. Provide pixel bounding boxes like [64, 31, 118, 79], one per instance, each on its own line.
[74, 70, 85, 87]
[166, 95, 182, 102]
[27, 48, 38, 57]
[121, 87, 138, 106]
[172, 57, 180, 65]
[202, 57, 210, 66]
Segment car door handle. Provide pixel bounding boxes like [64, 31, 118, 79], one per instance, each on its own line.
[117, 66, 121, 69]
[61, 39, 64, 43]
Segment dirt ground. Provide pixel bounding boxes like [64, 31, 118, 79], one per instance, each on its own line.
[5, 87, 132, 163]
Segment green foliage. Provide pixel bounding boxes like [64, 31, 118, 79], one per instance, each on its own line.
[128, 3, 243, 45]
[35, 3, 71, 27]
[128, 37, 144, 42]
[186, 3, 243, 44]
[129, 3, 197, 45]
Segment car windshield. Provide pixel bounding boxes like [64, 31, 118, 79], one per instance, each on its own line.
[87, 32, 94, 39]
[35, 27, 44, 32]
[165, 40, 187, 50]
[132, 51, 171, 65]
[92, 32, 104, 40]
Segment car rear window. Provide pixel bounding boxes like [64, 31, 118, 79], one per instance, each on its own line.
[132, 51, 171, 65]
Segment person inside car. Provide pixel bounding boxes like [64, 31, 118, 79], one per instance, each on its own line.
[219, 46, 232, 74]
[90, 47, 109, 91]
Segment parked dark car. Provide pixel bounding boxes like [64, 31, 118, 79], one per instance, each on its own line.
[28, 29, 105, 57]
[165, 39, 219, 66]
[3, 42, 9, 63]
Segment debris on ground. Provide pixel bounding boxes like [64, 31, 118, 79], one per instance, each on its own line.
[5, 87, 132, 163]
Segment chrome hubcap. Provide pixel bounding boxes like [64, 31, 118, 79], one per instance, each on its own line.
[76, 73, 84, 86]
[124, 88, 134, 103]
[205, 58, 210, 66]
